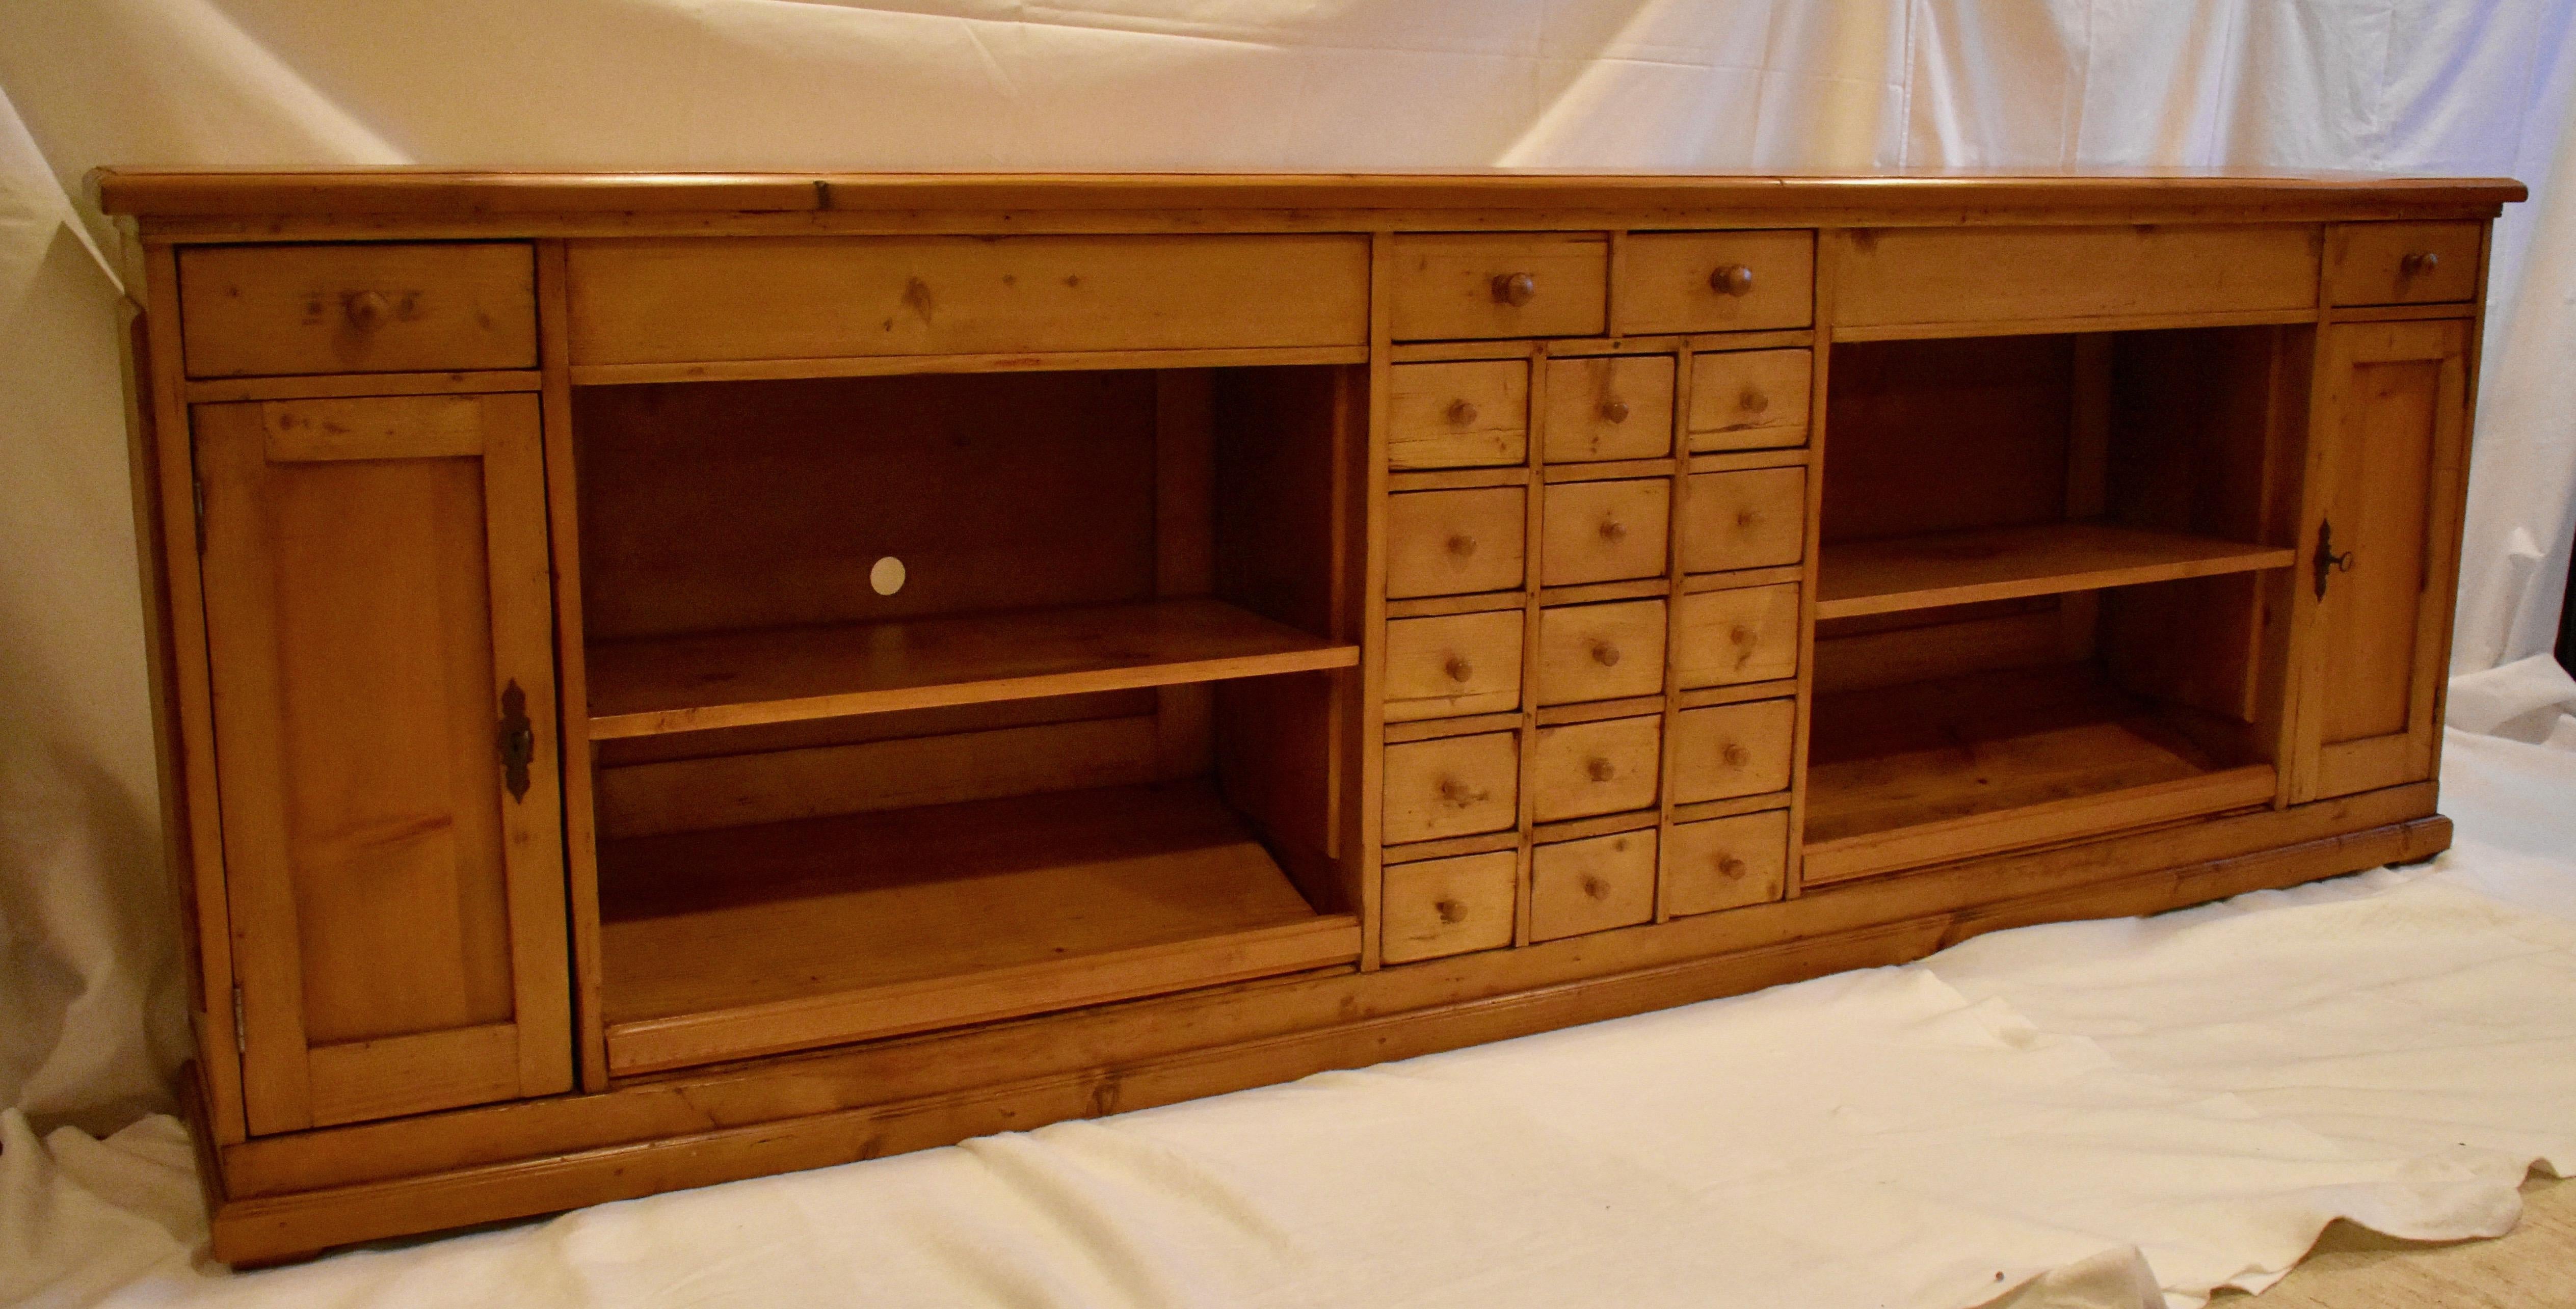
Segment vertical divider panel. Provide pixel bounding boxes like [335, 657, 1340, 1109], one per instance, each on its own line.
[1513, 340, 1550, 948]
[1356, 233, 1394, 969]
[1654, 324, 1691, 922]
[1784, 234, 1836, 897]
[1154, 369, 1217, 778]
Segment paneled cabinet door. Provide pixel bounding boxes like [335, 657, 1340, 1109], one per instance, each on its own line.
[2296, 319, 2472, 802]
[195, 393, 571, 1135]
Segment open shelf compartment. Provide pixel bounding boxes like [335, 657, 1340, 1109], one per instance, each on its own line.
[1816, 521, 2295, 620]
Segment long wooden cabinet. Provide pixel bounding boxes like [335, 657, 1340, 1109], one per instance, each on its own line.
[93, 168, 2518, 1263]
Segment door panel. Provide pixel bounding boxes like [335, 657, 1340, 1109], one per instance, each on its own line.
[2298, 319, 2469, 802]
[197, 392, 570, 1134]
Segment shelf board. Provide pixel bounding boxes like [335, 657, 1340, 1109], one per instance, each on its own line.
[1802, 664, 2277, 884]
[598, 780, 1361, 1075]
[1814, 521, 2296, 620]
[588, 597, 1357, 738]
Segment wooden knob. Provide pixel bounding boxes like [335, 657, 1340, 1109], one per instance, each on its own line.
[1710, 263, 1755, 296]
[2402, 251, 2442, 276]
[1599, 398, 1631, 424]
[1447, 399, 1479, 426]
[1492, 272, 1537, 306]
[1434, 898, 1466, 925]
[1722, 742, 1751, 767]
[1590, 641, 1622, 667]
[1718, 856, 1748, 879]
[1729, 624, 1754, 646]
[344, 289, 390, 331]
[1446, 533, 1477, 558]
[1586, 757, 1616, 782]
[1581, 874, 1611, 899]
[1740, 388, 1769, 414]
[1437, 776, 1481, 805]
[1599, 518, 1628, 543]
[1444, 654, 1474, 683]
[1736, 509, 1761, 529]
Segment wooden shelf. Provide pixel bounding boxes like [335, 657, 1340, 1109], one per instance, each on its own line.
[1814, 522, 2296, 620]
[598, 780, 1361, 1075]
[1802, 665, 2277, 885]
[588, 598, 1357, 738]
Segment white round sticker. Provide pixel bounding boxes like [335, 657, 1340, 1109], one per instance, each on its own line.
[869, 555, 907, 596]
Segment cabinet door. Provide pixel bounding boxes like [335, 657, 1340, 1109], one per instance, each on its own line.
[196, 393, 571, 1134]
[2296, 319, 2471, 802]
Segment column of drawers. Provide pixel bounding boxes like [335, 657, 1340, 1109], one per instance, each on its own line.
[1377, 231, 1818, 966]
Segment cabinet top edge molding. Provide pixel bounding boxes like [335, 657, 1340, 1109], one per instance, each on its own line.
[92, 167, 2525, 228]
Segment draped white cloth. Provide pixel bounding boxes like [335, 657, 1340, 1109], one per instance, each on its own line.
[4, 5, 2574, 1304]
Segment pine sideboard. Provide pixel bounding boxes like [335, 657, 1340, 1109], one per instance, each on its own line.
[91, 169, 2521, 1263]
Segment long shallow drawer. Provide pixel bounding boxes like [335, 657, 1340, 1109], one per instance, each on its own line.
[1385, 610, 1524, 722]
[1688, 349, 1811, 452]
[567, 235, 1369, 366]
[1833, 225, 2318, 328]
[1672, 698, 1796, 803]
[1615, 231, 1814, 335]
[1382, 850, 1518, 964]
[2327, 222, 2482, 306]
[1391, 234, 1608, 340]
[1664, 809, 1789, 916]
[1683, 467, 1807, 573]
[1674, 582, 1801, 687]
[1536, 600, 1667, 706]
[1545, 355, 1674, 462]
[1386, 487, 1527, 598]
[1390, 360, 1529, 470]
[1532, 714, 1661, 823]
[178, 243, 537, 379]
[1529, 829, 1656, 943]
[1383, 731, 1520, 844]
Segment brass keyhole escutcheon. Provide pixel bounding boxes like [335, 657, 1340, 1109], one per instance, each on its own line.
[1590, 641, 1621, 667]
[1600, 397, 1630, 424]
[1447, 399, 1479, 426]
[1586, 757, 1616, 782]
[1492, 272, 1537, 306]
[1444, 654, 1474, 683]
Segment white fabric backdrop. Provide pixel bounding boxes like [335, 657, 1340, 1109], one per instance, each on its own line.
[2, 0, 2572, 1144]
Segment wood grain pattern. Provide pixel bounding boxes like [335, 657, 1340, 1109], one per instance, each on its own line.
[2326, 221, 2482, 306]
[1543, 355, 1674, 462]
[1535, 599, 1668, 706]
[1682, 467, 1807, 573]
[1529, 829, 1657, 942]
[1614, 230, 1815, 335]
[1831, 225, 2317, 327]
[1543, 478, 1671, 585]
[1388, 233, 1608, 340]
[1671, 698, 1797, 804]
[1389, 359, 1529, 469]
[1383, 730, 1520, 844]
[1380, 850, 1519, 964]
[1674, 582, 1801, 688]
[1386, 486, 1527, 598]
[1663, 810, 1790, 916]
[1384, 610, 1524, 722]
[1531, 714, 1662, 823]
[178, 243, 536, 378]
[1816, 522, 2296, 619]
[1687, 349, 1812, 451]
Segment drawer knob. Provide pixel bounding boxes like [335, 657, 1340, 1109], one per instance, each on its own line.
[1436, 776, 1487, 806]
[1598, 518, 1628, 543]
[1600, 398, 1631, 424]
[1730, 624, 1755, 646]
[1444, 654, 1475, 683]
[1722, 742, 1751, 767]
[1447, 399, 1480, 426]
[1586, 756, 1617, 782]
[1446, 533, 1478, 558]
[1718, 855, 1748, 879]
[1492, 272, 1538, 307]
[1581, 874, 1611, 900]
[1736, 509, 1762, 529]
[2401, 251, 2442, 276]
[1710, 263, 1755, 297]
[343, 289, 391, 331]
[1434, 897, 1467, 925]
[1589, 640, 1622, 668]
[1740, 388, 1769, 414]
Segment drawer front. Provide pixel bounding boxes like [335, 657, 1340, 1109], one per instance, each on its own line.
[1383, 731, 1521, 844]
[1536, 600, 1667, 706]
[1543, 478, 1671, 586]
[1615, 231, 1816, 335]
[1391, 234, 1609, 341]
[1386, 611, 1525, 722]
[1688, 349, 1812, 452]
[1544, 356, 1675, 462]
[178, 243, 537, 379]
[1390, 360, 1529, 470]
[1674, 583, 1801, 688]
[1672, 698, 1797, 804]
[1664, 810, 1790, 916]
[1530, 830, 1657, 942]
[1387, 487, 1527, 598]
[1532, 715, 1661, 822]
[1382, 850, 1519, 964]
[2327, 222, 2482, 306]
[1834, 225, 2318, 328]
[567, 234, 1369, 366]
[1683, 467, 1807, 573]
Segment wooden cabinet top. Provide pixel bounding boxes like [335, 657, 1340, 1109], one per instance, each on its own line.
[92, 168, 2523, 238]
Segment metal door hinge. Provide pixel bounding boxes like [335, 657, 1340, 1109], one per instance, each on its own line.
[231, 985, 246, 1055]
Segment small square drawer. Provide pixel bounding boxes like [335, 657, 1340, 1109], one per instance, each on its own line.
[1674, 582, 1801, 688]
[1391, 234, 1609, 341]
[1385, 610, 1524, 722]
[1382, 850, 1519, 964]
[2327, 222, 2482, 306]
[1664, 810, 1789, 916]
[1537, 599, 1666, 706]
[1544, 356, 1674, 462]
[1390, 360, 1529, 470]
[178, 243, 538, 379]
[1688, 350, 1812, 452]
[1683, 467, 1806, 574]
[1614, 231, 1815, 335]
[1530, 829, 1656, 943]
[1387, 487, 1526, 598]
[1543, 478, 1670, 586]
[1672, 698, 1796, 804]
[1383, 730, 1520, 844]
[1532, 714, 1661, 823]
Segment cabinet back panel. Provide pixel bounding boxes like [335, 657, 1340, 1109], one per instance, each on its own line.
[1821, 336, 2073, 544]
[575, 372, 1159, 640]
